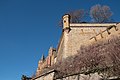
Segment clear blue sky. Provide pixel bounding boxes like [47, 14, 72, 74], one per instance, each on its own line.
[0, 0, 120, 80]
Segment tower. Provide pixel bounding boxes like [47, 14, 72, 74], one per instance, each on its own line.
[63, 14, 70, 30]
[62, 14, 71, 58]
[36, 54, 45, 76]
[40, 54, 45, 62]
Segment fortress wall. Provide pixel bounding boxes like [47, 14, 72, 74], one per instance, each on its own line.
[57, 33, 65, 61]
[63, 23, 120, 59]
[64, 26, 106, 58]
[60, 14, 118, 59]
[33, 14, 120, 80]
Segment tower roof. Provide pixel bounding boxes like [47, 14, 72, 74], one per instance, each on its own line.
[41, 54, 45, 61]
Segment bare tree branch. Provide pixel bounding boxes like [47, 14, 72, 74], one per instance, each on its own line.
[90, 4, 113, 22]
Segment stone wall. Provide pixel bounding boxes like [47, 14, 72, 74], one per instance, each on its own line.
[34, 71, 119, 80]
[57, 26, 107, 61]
[63, 26, 106, 58]
[56, 73, 102, 80]
[57, 33, 65, 61]
[33, 70, 55, 80]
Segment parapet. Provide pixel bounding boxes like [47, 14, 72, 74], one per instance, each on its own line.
[62, 14, 117, 31]
[70, 23, 117, 27]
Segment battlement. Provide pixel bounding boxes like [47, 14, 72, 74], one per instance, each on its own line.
[89, 23, 120, 43]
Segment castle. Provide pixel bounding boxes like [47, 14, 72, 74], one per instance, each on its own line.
[31, 14, 120, 80]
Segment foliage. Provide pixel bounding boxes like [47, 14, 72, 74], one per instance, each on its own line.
[21, 75, 31, 80]
[90, 4, 113, 22]
[68, 9, 88, 23]
[59, 4, 113, 28]
[59, 9, 88, 27]
[55, 35, 120, 78]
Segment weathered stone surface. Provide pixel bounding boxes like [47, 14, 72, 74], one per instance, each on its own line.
[56, 73, 102, 80]
[35, 72, 55, 80]
[57, 26, 107, 61]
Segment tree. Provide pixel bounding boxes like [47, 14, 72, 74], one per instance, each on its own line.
[54, 35, 120, 79]
[68, 9, 88, 23]
[21, 75, 31, 80]
[90, 4, 113, 23]
[59, 9, 88, 28]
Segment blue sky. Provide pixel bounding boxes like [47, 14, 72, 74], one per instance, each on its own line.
[0, 0, 120, 80]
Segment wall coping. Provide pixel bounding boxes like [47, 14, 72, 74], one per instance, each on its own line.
[70, 23, 117, 27]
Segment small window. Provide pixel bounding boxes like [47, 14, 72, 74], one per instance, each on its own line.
[64, 20, 66, 23]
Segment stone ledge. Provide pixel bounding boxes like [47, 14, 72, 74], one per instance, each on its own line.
[70, 23, 117, 27]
